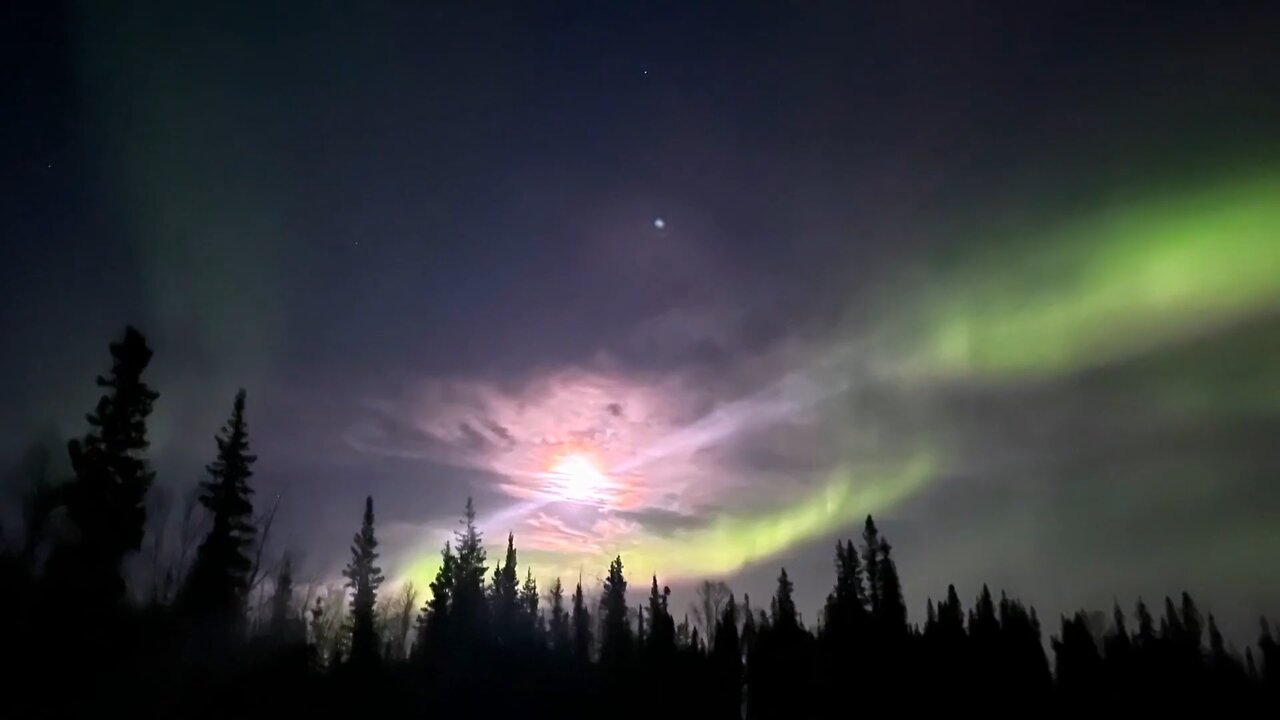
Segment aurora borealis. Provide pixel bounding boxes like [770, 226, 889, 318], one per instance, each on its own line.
[4, 2, 1280, 643]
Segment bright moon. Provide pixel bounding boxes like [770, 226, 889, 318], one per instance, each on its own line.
[549, 454, 607, 502]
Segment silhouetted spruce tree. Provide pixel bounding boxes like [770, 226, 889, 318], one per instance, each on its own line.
[572, 578, 592, 663]
[771, 568, 798, 632]
[547, 577, 570, 653]
[343, 495, 385, 665]
[182, 389, 257, 627]
[490, 531, 520, 643]
[997, 593, 1051, 698]
[414, 541, 455, 659]
[636, 602, 647, 654]
[823, 538, 866, 641]
[924, 584, 967, 696]
[861, 515, 881, 617]
[521, 567, 540, 633]
[1103, 602, 1134, 690]
[450, 498, 488, 636]
[712, 594, 742, 719]
[1179, 591, 1204, 663]
[1135, 597, 1157, 650]
[1205, 613, 1244, 691]
[647, 575, 676, 656]
[749, 568, 814, 719]
[1053, 612, 1102, 700]
[599, 555, 631, 666]
[876, 537, 907, 633]
[967, 584, 998, 693]
[49, 326, 158, 606]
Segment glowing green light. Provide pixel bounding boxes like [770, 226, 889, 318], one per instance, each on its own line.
[899, 174, 1280, 377]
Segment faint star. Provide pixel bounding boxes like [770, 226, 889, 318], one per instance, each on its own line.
[653, 218, 665, 230]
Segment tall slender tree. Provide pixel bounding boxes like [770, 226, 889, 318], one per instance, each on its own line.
[183, 389, 257, 625]
[521, 568, 540, 634]
[547, 577, 570, 653]
[771, 568, 798, 632]
[600, 555, 631, 665]
[823, 538, 866, 640]
[490, 531, 520, 642]
[861, 515, 882, 616]
[51, 326, 159, 606]
[344, 496, 385, 665]
[713, 594, 743, 718]
[451, 497, 488, 636]
[415, 541, 456, 658]
[572, 577, 592, 663]
[647, 575, 675, 655]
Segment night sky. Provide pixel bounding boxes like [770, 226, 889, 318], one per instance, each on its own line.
[4, 2, 1280, 640]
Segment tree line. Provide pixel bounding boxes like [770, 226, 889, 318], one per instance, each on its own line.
[2, 326, 1278, 717]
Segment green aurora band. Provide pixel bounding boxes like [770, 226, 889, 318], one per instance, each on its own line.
[900, 173, 1280, 378]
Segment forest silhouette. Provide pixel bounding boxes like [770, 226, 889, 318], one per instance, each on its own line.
[3, 327, 1277, 717]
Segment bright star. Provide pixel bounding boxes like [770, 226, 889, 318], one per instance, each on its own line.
[653, 218, 665, 229]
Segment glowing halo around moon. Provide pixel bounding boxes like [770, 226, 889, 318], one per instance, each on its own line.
[544, 453, 610, 503]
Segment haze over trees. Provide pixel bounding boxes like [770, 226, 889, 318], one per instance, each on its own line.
[2, 326, 1277, 717]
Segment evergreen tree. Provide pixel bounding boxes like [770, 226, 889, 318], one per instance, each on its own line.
[343, 496, 385, 665]
[1135, 597, 1157, 649]
[548, 577, 570, 652]
[861, 515, 882, 616]
[415, 541, 455, 658]
[876, 537, 907, 633]
[823, 538, 866, 639]
[994, 593, 1051, 698]
[1103, 602, 1133, 689]
[636, 602, 646, 652]
[770, 568, 799, 633]
[1180, 591, 1204, 654]
[51, 326, 159, 606]
[969, 585, 997, 639]
[1207, 613, 1231, 675]
[1162, 596, 1184, 644]
[183, 389, 257, 625]
[490, 531, 520, 643]
[1053, 612, 1102, 697]
[647, 575, 675, 655]
[599, 555, 631, 665]
[451, 497, 488, 636]
[712, 594, 743, 718]
[572, 578, 592, 663]
[519, 566, 540, 617]
[937, 584, 965, 639]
